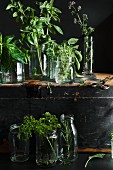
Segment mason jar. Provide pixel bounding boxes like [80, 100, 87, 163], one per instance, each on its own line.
[9, 124, 29, 162]
[55, 58, 74, 84]
[36, 130, 59, 167]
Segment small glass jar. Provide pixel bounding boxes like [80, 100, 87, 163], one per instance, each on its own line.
[36, 130, 58, 167]
[111, 138, 113, 158]
[59, 114, 78, 164]
[9, 124, 29, 162]
[55, 58, 74, 84]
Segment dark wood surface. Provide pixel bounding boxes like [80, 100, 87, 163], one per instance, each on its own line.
[0, 152, 113, 170]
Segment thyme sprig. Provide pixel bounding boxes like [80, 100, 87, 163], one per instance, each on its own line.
[69, 1, 94, 36]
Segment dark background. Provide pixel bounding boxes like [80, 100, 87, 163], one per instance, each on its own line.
[0, 0, 113, 150]
[0, 0, 113, 73]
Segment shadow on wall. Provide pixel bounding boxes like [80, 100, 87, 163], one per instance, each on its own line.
[94, 13, 113, 73]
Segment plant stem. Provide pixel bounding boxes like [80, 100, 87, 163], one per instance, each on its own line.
[46, 136, 56, 158]
[36, 44, 44, 75]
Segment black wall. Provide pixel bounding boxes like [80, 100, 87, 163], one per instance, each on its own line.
[0, 0, 113, 73]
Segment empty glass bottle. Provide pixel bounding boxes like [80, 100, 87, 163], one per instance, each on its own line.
[59, 114, 78, 164]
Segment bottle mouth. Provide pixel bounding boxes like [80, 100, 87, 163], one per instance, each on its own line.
[60, 114, 74, 121]
[10, 124, 20, 133]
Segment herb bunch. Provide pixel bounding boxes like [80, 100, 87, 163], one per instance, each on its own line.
[55, 38, 82, 82]
[69, 1, 94, 36]
[18, 112, 61, 140]
[0, 33, 28, 72]
[6, 0, 63, 75]
[34, 112, 61, 137]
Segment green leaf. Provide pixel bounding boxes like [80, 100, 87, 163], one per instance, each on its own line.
[4, 35, 14, 44]
[40, 17, 49, 25]
[75, 56, 80, 70]
[84, 153, 105, 168]
[75, 50, 82, 61]
[73, 45, 79, 50]
[68, 38, 78, 45]
[13, 12, 18, 17]
[75, 73, 84, 78]
[1, 46, 11, 72]
[6, 4, 15, 10]
[39, 1, 48, 9]
[27, 36, 34, 45]
[51, 14, 60, 22]
[53, 25, 63, 35]
[52, 7, 62, 14]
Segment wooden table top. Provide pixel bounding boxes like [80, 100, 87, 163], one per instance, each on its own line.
[1, 73, 113, 87]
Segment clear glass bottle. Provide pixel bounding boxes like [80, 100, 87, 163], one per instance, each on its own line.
[9, 124, 29, 162]
[59, 114, 78, 164]
[36, 130, 58, 167]
[82, 35, 93, 75]
[17, 62, 25, 82]
[111, 138, 113, 158]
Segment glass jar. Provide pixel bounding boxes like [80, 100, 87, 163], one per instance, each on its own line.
[36, 130, 58, 167]
[2, 68, 17, 83]
[59, 114, 78, 164]
[1, 62, 25, 83]
[111, 138, 113, 158]
[55, 58, 74, 84]
[17, 62, 25, 82]
[9, 124, 29, 162]
[82, 35, 93, 75]
[29, 45, 46, 80]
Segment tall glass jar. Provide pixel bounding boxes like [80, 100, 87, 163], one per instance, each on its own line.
[41, 47, 56, 81]
[59, 114, 78, 164]
[36, 130, 59, 167]
[82, 35, 93, 75]
[17, 62, 25, 82]
[9, 124, 29, 162]
[111, 138, 113, 158]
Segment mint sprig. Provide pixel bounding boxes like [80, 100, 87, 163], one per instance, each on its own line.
[84, 153, 105, 168]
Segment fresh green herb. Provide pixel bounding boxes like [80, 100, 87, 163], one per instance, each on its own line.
[34, 112, 61, 136]
[18, 115, 36, 140]
[54, 38, 82, 83]
[18, 112, 60, 139]
[6, 0, 63, 76]
[60, 119, 72, 164]
[68, 1, 94, 36]
[0, 33, 28, 72]
[69, 1, 94, 75]
[84, 153, 105, 168]
[18, 112, 61, 166]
